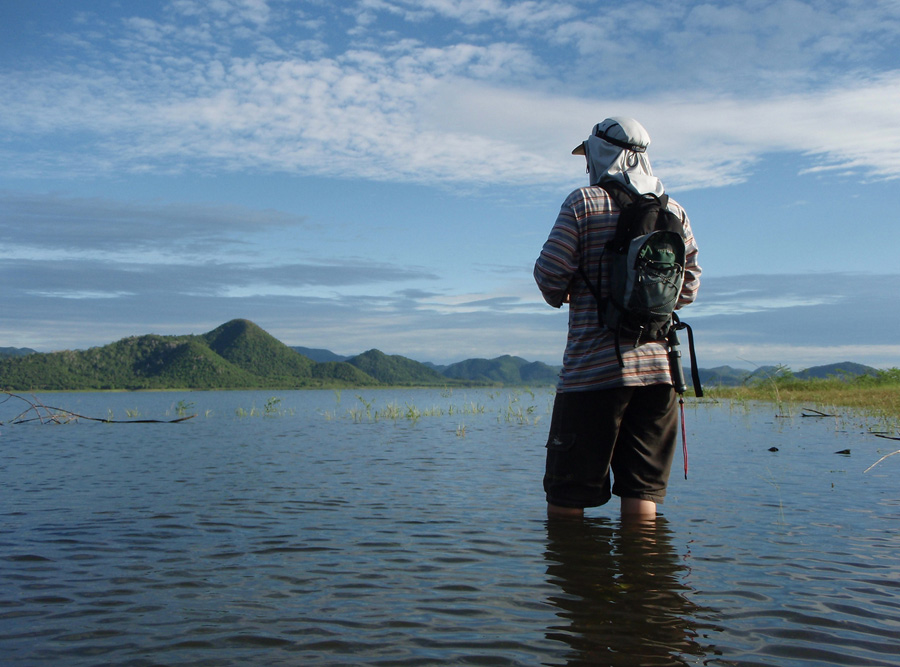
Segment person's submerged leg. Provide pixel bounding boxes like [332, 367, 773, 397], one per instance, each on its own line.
[620, 497, 657, 517]
[547, 503, 585, 519]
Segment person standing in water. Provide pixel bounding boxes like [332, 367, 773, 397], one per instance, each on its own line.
[534, 117, 701, 519]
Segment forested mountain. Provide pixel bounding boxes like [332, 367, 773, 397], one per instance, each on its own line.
[0, 320, 379, 390]
[0, 320, 530, 390]
[697, 362, 879, 387]
[441, 355, 559, 385]
[346, 349, 453, 386]
[794, 362, 879, 380]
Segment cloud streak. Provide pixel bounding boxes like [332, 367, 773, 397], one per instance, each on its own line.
[0, 191, 309, 255]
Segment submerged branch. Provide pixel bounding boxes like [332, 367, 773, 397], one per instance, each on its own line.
[1, 392, 196, 425]
[801, 407, 837, 417]
[864, 447, 900, 473]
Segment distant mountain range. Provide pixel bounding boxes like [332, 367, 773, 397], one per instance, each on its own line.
[696, 362, 879, 387]
[0, 319, 881, 391]
[0, 346, 37, 358]
[293, 346, 562, 386]
[0, 319, 557, 391]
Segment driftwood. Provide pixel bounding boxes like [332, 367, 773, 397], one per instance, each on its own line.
[801, 407, 837, 418]
[1, 392, 196, 425]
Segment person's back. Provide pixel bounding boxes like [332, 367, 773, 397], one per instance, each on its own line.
[534, 117, 701, 519]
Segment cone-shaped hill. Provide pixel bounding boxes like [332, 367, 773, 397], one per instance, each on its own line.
[203, 319, 317, 380]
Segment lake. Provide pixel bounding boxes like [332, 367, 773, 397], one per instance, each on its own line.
[1, 388, 899, 666]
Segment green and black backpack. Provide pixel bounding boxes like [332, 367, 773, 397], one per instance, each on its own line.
[579, 179, 686, 355]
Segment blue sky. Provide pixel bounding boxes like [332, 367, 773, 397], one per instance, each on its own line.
[1, 0, 899, 370]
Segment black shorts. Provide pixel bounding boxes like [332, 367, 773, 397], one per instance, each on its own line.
[543, 385, 678, 508]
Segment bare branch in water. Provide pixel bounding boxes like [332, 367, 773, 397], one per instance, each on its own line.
[802, 407, 837, 417]
[864, 446, 900, 473]
[1, 392, 196, 425]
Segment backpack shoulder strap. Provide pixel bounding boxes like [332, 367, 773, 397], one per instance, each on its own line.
[579, 180, 644, 298]
[597, 179, 633, 209]
[576, 182, 622, 301]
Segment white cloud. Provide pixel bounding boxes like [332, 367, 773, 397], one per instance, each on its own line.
[2, 2, 900, 188]
[26, 290, 135, 300]
[686, 295, 840, 319]
[4, 59, 899, 189]
[377, 0, 580, 28]
[168, 0, 272, 27]
[556, 1, 900, 92]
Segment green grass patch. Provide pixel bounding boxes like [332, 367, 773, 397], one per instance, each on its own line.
[704, 367, 900, 430]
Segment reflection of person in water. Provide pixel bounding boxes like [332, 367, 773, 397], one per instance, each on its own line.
[544, 517, 706, 665]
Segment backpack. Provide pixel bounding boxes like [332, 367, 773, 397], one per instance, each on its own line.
[578, 179, 686, 366]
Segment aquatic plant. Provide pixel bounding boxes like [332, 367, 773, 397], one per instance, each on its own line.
[174, 400, 194, 417]
[501, 393, 541, 425]
[310, 389, 550, 429]
[356, 395, 375, 420]
[376, 401, 402, 420]
[264, 396, 288, 416]
[234, 396, 293, 418]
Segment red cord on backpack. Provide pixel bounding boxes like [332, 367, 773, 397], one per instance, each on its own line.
[680, 396, 688, 479]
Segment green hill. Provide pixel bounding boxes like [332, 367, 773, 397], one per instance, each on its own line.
[795, 361, 879, 380]
[311, 361, 378, 385]
[0, 320, 379, 390]
[204, 319, 316, 381]
[136, 337, 262, 389]
[442, 355, 558, 385]
[347, 349, 459, 386]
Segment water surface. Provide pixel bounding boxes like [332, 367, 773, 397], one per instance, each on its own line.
[2, 389, 898, 665]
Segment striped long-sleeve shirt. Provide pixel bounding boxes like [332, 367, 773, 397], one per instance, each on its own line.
[534, 185, 701, 392]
